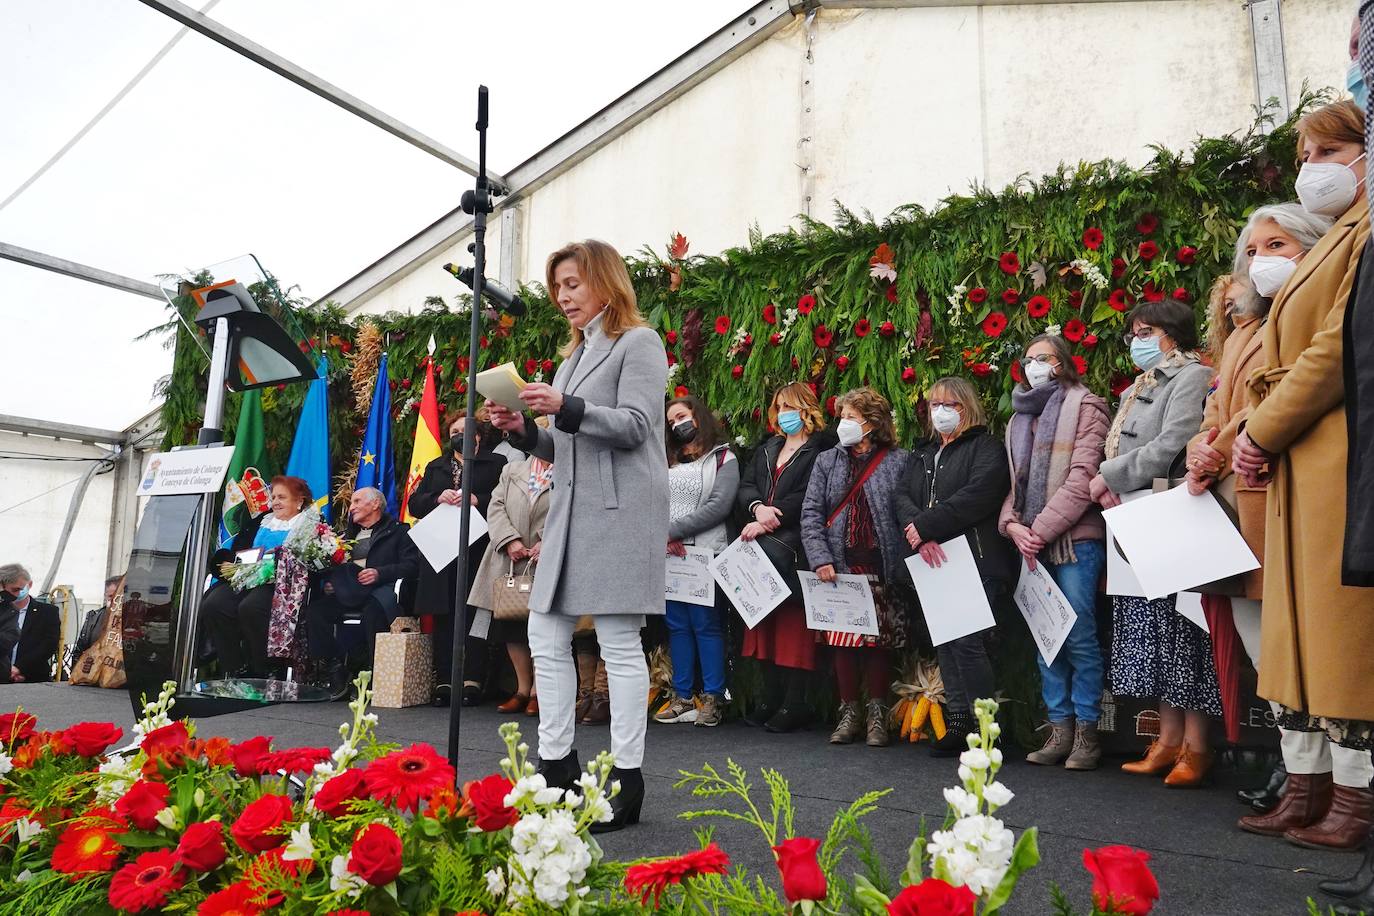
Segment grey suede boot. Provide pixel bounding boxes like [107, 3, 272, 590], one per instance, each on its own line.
[1026, 719, 1075, 766]
[1064, 721, 1102, 771]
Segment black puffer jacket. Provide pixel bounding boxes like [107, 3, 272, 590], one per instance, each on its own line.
[736, 430, 837, 587]
[894, 426, 1015, 584]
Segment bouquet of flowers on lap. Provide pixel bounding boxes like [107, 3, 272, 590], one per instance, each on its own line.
[283, 509, 353, 572]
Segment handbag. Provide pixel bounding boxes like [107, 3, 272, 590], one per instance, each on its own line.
[492, 556, 535, 621]
[1151, 449, 1247, 597]
[757, 533, 802, 592]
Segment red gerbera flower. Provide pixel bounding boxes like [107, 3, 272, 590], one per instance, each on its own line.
[901, 367, 917, 384]
[835, 356, 850, 371]
[970, 362, 993, 377]
[713, 315, 731, 335]
[731, 365, 744, 379]
[762, 304, 777, 325]
[1136, 213, 1159, 235]
[1001, 289, 1020, 306]
[1072, 355, 1089, 375]
[981, 312, 1008, 338]
[1111, 258, 1127, 279]
[1068, 290, 1084, 309]
[967, 287, 988, 304]
[879, 320, 896, 338]
[1138, 240, 1160, 261]
[259, 747, 333, 775]
[1026, 295, 1052, 318]
[52, 822, 122, 874]
[1082, 227, 1104, 250]
[885, 284, 898, 303]
[854, 318, 871, 337]
[1063, 319, 1086, 342]
[108, 849, 185, 912]
[0, 713, 37, 744]
[197, 881, 266, 916]
[998, 252, 1020, 274]
[1141, 281, 1166, 303]
[813, 324, 834, 348]
[1108, 290, 1134, 312]
[797, 294, 816, 314]
[768, 332, 782, 346]
[1173, 287, 1191, 302]
[674, 385, 689, 398]
[1176, 245, 1197, 265]
[364, 743, 456, 812]
[624, 844, 731, 905]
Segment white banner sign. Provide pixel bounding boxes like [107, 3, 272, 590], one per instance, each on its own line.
[406, 502, 489, 573]
[138, 447, 237, 496]
[798, 571, 879, 637]
[666, 546, 716, 607]
[1013, 558, 1077, 665]
[710, 537, 789, 628]
[904, 536, 996, 647]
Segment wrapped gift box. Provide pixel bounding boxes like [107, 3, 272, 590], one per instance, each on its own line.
[372, 617, 433, 708]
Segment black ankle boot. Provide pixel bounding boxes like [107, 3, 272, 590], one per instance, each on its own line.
[590, 767, 644, 834]
[930, 714, 972, 758]
[764, 704, 814, 733]
[536, 751, 582, 794]
[1237, 759, 1287, 812]
[1325, 783, 1374, 906]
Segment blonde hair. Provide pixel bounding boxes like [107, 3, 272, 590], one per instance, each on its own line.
[545, 239, 647, 357]
[768, 382, 825, 436]
[1296, 100, 1365, 160]
[929, 377, 987, 437]
[1206, 275, 1239, 364]
[837, 387, 896, 447]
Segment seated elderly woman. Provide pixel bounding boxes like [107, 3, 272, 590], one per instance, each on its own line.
[202, 475, 313, 677]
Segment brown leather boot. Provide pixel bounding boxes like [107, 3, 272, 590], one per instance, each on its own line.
[574, 649, 598, 721]
[1121, 741, 1181, 776]
[581, 660, 610, 725]
[1164, 746, 1214, 788]
[1285, 785, 1374, 850]
[1239, 772, 1334, 836]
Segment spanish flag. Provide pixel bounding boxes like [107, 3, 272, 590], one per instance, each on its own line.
[401, 358, 443, 524]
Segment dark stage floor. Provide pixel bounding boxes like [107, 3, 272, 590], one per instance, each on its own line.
[0, 682, 1359, 914]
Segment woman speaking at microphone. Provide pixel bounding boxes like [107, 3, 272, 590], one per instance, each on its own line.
[488, 239, 668, 834]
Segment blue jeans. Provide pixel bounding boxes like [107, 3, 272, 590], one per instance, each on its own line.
[665, 599, 727, 696]
[1039, 540, 1106, 723]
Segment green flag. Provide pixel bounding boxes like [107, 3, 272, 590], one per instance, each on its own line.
[219, 390, 269, 546]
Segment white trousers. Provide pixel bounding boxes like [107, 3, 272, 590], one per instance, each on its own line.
[1232, 597, 1374, 787]
[528, 611, 648, 769]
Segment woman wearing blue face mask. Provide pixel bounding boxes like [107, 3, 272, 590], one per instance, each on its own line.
[737, 383, 836, 732]
[1089, 299, 1218, 787]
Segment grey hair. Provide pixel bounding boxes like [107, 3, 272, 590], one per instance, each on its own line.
[353, 487, 385, 507]
[1232, 203, 1333, 276]
[0, 564, 31, 586]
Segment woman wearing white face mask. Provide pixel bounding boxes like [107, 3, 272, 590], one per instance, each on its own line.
[1000, 335, 1111, 770]
[1228, 100, 1374, 853]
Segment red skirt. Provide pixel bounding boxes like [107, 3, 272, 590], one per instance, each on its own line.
[741, 600, 817, 671]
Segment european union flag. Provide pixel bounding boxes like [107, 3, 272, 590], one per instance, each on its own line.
[355, 353, 397, 516]
[286, 357, 332, 522]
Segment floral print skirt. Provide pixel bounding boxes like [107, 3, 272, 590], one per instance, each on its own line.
[1109, 595, 1222, 715]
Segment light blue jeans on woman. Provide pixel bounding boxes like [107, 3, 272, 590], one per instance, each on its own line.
[1039, 540, 1106, 723]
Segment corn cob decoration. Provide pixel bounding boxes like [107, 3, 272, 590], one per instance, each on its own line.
[647, 645, 675, 713]
[889, 656, 948, 743]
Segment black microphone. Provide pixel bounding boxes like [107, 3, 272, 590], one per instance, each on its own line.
[441, 263, 526, 317]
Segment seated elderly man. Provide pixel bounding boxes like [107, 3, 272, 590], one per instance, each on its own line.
[0, 563, 61, 684]
[305, 487, 419, 696]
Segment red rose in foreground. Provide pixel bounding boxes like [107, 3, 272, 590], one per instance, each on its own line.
[624, 843, 731, 905]
[998, 251, 1020, 274]
[774, 837, 826, 902]
[813, 325, 834, 348]
[1082, 227, 1104, 251]
[314, 768, 368, 818]
[888, 878, 977, 916]
[967, 287, 988, 304]
[466, 773, 519, 831]
[1001, 289, 1020, 306]
[763, 304, 777, 324]
[198, 882, 265, 916]
[63, 722, 123, 757]
[1063, 318, 1086, 342]
[1083, 845, 1160, 915]
[1176, 245, 1197, 265]
[714, 315, 731, 335]
[879, 320, 896, 338]
[981, 312, 1008, 338]
[116, 780, 170, 831]
[1136, 213, 1159, 235]
[1108, 290, 1134, 312]
[855, 318, 871, 337]
[1072, 355, 1089, 375]
[365, 743, 455, 813]
[902, 367, 917, 384]
[177, 820, 228, 871]
[0, 713, 37, 744]
[52, 822, 122, 874]
[835, 356, 850, 371]
[108, 849, 185, 912]
[1138, 240, 1160, 261]
[348, 822, 404, 886]
[732, 365, 744, 379]
[1111, 257, 1127, 279]
[231, 794, 294, 853]
[141, 721, 190, 764]
[260, 747, 332, 775]
[1026, 295, 1052, 318]
[230, 735, 274, 777]
[797, 294, 816, 314]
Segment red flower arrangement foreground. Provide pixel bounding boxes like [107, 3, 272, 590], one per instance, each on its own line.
[0, 680, 1164, 914]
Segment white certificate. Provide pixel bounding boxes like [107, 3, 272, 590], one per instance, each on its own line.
[666, 546, 716, 607]
[798, 572, 879, 637]
[405, 502, 489, 572]
[710, 538, 790, 628]
[1103, 486, 1259, 600]
[1013, 558, 1077, 665]
[1104, 490, 1151, 597]
[904, 536, 996, 647]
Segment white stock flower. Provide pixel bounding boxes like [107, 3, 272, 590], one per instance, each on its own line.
[943, 786, 979, 818]
[506, 809, 593, 908]
[14, 817, 44, 844]
[1044, 324, 1062, 337]
[957, 764, 973, 785]
[330, 854, 367, 897]
[505, 773, 548, 807]
[983, 781, 1014, 809]
[0, 752, 12, 777]
[959, 748, 991, 772]
[929, 814, 1015, 897]
[282, 823, 314, 862]
[95, 753, 139, 804]
[990, 747, 1004, 766]
[485, 867, 506, 897]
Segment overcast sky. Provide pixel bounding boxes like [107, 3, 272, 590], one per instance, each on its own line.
[1, 0, 740, 430]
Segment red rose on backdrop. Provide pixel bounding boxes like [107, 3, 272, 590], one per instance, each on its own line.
[813, 325, 834, 348]
[198, 882, 265, 916]
[1082, 227, 1104, 251]
[1108, 290, 1134, 312]
[1173, 287, 1190, 302]
[1111, 257, 1127, 279]
[981, 312, 1008, 338]
[51, 822, 122, 874]
[674, 385, 689, 397]
[806, 382, 819, 397]
[116, 780, 170, 831]
[314, 767, 369, 817]
[791, 356, 800, 369]
[902, 367, 917, 384]
[1026, 295, 1052, 318]
[666, 351, 677, 367]
[231, 793, 294, 853]
[763, 304, 778, 324]
[773, 837, 827, 902]
[0, 712, 37, 744]
[1083, 845, 1160, 915]
[479, 335, 489, 349]
[797, 294, 816, 314]
[879, 320, 896, 338]
[108, 849, 185, 912]
[542, 358, 554, 373]
[1072, 355, 1089, 375]
[230, 735, 274, 777]
[825, 396, 838, 416]
[465, 773, 519, 831]
[1141, 281, 1166, 303]
[453, 379, 466, 393]
[364, 743, 455, 812]
[970, 362, 993, 377]
[1063, 318, 1086, 342]
[967, 287, 988, 304]
[887, 878, 977, 916]
[63, 722, 122, 757]
[1083, 333, 1099, 348]
[835, 356, 850, 371]
[1010, 360, 1025, 384]
[998, 252, 1020, 274]
[885, 284, 899, 303]
[1176, 245, 1197, 265]
[261, 747, 333, 775]
[524, 358, 538, 375]
[624, 844, 731, 906]
[855, 318, 871, 337]
[665, 330, 678, 344]
[1137, 241, 1160, 261]
[1136, 213, 1159, 235]
[1068, 290, 1084, 309]
[768, 332, 783, 346]
[348, 822, 404, 886]
[731, 365, 744, 379]
[1000, 288, 1019, 306]
[714, 315, 731, 335]
[176, 820, 228, 872]
[1110, 372, 1134, 396]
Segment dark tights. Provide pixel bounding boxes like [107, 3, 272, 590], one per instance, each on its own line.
[833, 647, 890, 703]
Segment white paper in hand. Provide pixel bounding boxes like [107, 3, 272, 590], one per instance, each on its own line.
[710, 538, 789, 627]
[1174, 591, 1210, 633]
[406, 502, 489, 572]
[1013, 559, 1077, 665]
[1104, 490, 1151, 597]
[666, 546, 716, 607]
[904, 536, 995, 646]
[798, 572, 879, 637]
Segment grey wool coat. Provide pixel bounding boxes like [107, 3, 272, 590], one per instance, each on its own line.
[467, 456, 553, 613]
[800, 443, 912, 583]
[1099, 354, 1211, 493]
[511, 319, 669, 617]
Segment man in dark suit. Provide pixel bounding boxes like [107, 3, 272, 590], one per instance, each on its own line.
[0, 564, 61, 684]
[304, 488, 419, 695]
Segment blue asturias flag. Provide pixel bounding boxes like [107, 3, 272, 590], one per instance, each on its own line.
[285, 357, 332, 522]
[354, 353, 397, 516]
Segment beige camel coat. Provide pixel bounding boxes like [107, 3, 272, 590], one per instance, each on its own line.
[1246, 195, 1374, 721]
[1188, 317, 1267, 599]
